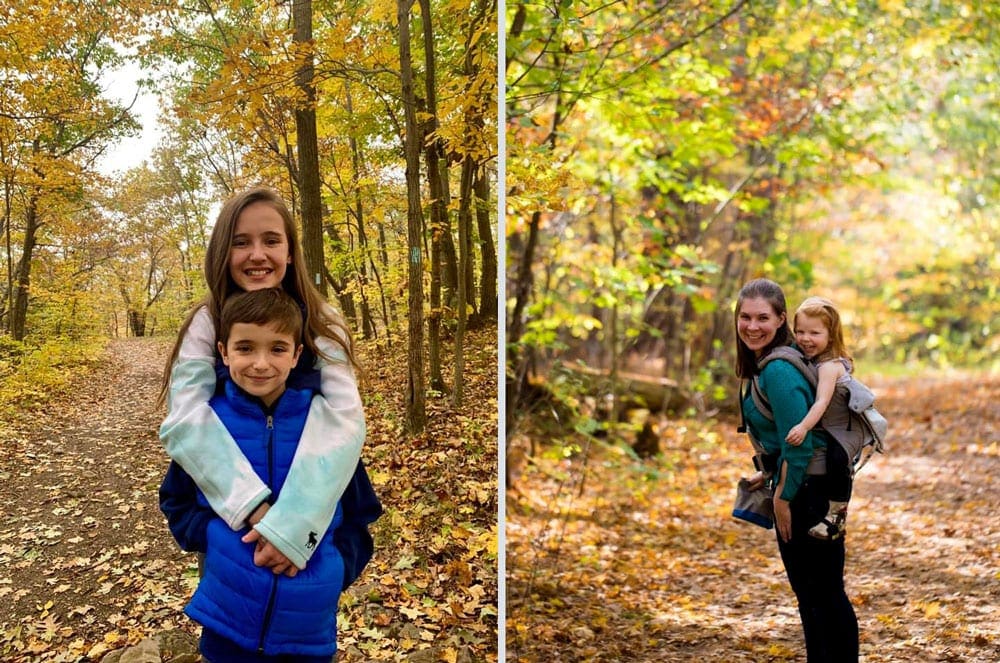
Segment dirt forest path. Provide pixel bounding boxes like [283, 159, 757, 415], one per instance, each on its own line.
[0, 337, 187, 660]
[507, 371, 1000, 662]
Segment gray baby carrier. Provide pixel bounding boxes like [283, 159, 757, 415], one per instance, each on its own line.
[749, 345, 887, 473]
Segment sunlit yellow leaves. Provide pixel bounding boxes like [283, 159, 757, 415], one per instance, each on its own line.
[784, 29, 814, 54]
[767, 642, 797, 659]
[367, 0, 397, 25]
[923, 601, 941, 619]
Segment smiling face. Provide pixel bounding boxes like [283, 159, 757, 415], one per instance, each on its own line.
[794, 313, 831, 360]
[218, 321, 302, 407]
[737, 296, 786, 357]
[228, 201, 292, 291]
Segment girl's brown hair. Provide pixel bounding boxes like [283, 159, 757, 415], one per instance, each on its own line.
[159, 186, 358, 403]
[734, 278, 794, 379]
[793, 296, 852, 365]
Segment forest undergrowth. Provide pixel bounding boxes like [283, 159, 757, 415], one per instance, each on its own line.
[507, 370, 1000, 662]
[0, 329, 498, 662]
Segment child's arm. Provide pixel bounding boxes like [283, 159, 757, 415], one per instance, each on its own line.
[159, 307, 272, 529]
[785, 361, 843, 446]
[335, 460, 383, 589]
[159, 460, 216, 553]
[251, 331, 366, 570]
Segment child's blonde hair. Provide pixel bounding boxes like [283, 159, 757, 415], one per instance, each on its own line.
[793, 296, 852, 365]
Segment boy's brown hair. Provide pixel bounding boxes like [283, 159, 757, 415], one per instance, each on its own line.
[219, 288, 303, 347]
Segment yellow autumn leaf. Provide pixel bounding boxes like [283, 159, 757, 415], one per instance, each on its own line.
[784, 29, 813, 53]
[399, 605, 422, 619]
[86, 643, 110, 660]
[440, 648, 458, 663]
[924, 601, 940, 619]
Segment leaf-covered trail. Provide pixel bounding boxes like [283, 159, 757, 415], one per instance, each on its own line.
[507, 372, 1000, 662]
[1, 332, 499, 662]
[0, 338, 184, 660]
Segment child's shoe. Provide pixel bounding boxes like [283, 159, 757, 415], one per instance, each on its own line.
[809, 501, 848, 540]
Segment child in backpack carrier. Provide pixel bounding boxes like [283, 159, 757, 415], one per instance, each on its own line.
[785, 296, 857, 540]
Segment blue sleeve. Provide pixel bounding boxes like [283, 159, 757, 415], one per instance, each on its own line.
[759, 360, 819, 501]
[335, 459, 383, 589]
[159, 461, 215, 553]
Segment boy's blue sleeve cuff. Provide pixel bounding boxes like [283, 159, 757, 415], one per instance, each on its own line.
[159, 461, 214, 553]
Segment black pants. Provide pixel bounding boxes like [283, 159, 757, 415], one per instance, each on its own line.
[777, 475, 858, 662]
[827, 442, 853, 504]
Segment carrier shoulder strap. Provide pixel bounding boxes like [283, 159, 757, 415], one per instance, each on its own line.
[750, 345, 817, 421]
[746, 345, 827, 476]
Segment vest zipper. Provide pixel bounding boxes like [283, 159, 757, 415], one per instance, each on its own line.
[258, 413, 277, 653]
[257, 577, 279, 653]
[266, 415, 275, 480]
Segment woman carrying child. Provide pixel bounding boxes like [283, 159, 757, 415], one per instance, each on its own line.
[734, 279, 858, 662]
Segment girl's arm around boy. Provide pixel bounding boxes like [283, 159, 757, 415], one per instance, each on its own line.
[161, 309, 366, 570]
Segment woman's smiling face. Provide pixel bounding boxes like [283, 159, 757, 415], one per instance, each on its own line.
[737, 296, 786, 356]
[228, 201, 291, 291]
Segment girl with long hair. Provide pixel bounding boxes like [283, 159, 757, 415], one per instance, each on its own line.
[159, 186, 365, 576]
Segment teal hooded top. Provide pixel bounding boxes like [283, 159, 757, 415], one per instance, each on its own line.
[742, 358, 829, 501]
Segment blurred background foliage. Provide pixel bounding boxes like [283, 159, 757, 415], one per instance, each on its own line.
[505, 0, 999, 440]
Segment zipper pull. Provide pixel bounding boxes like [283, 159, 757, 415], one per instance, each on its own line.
[266, 415, 274, 429]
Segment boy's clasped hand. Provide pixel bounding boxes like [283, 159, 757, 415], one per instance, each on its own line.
[243, 501, 302, 577]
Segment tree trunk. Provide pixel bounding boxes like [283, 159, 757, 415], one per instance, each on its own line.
[428, 200, 444, 391]
[376, 220, 393, 332]
[293, 0, 326, 296]
[3, 169, 14, 327]
[453, 157, 475, 405]
[9, 192, 40, 341]
[128, 309, 147, 337]
[419, 0, 447, 392]
[474, 165, 497, 322]
[457, 0, 490, 324]
[323, 267, 357, 324]
[441, 209, 459, 309]
[345, 83, 376, 339]
[398, 0, 426, 433]
[505, 210, 541, 426]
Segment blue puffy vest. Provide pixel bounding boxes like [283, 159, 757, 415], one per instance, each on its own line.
[185, 381, 345, 657]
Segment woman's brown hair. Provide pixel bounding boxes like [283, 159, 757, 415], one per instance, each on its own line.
[159, 186, 358, 404]
[734, 278, 794, 379]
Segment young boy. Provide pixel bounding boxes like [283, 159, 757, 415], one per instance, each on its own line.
[160, 288, 379, 662]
